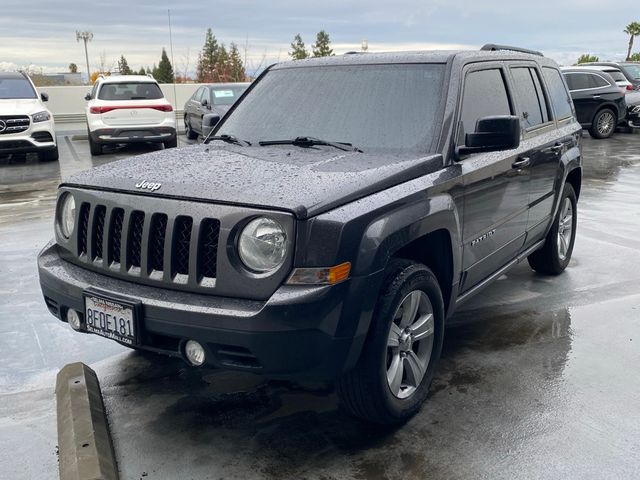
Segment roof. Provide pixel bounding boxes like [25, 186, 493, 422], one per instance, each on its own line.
[270, 48, 558, 70]
[0, 71, 26, 80]
[99, 75, 157, 84]
[561, 65, 621, 72]
[202, 82, 251, 88]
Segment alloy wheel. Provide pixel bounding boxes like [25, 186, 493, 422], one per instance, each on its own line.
[597, 111, 615, 136]
[557, 197, 574, 261]
[386, 290, 435, 399]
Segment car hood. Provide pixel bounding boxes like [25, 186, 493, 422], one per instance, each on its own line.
[63, 143, 443, 219]
[0, 98, 46, 115]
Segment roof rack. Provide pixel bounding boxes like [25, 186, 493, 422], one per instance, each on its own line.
[481, 44, 544, 57]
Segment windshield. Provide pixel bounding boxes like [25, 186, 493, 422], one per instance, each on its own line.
[98, 82, 164, 100]
[620, 63, 640, 80]
[0, 78, 36, 99]
[211, 87, 246, 106]
[218, 64, 445, 153]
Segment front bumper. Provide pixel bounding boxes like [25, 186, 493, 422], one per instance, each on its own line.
[38, 242, 380, 380]
[90, 127, 176, 144]
[0, 121, 56, 154]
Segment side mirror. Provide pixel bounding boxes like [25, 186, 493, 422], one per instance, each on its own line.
[40, 92, 49, 102]
[202, 113, 221, 138]
[84, 93, 91, 101]
[201, 98, 209, 107]
[456, 115, 521, 158]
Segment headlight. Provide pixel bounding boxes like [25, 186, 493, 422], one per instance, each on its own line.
[58, 193, 76, 238]
[238, 217, 287, 272]
[32, 111, 51, 123]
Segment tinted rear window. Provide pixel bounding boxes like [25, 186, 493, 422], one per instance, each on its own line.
[0, 78, 36, 99]
[603, 70, 626, 82]
[98, 82, 164, 100]
[543, 68, 573, 120]
[219, 64, 445, 154]
[510, 67, 549, 128]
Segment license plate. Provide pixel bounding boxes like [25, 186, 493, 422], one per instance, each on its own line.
[84, 293, 137, 345]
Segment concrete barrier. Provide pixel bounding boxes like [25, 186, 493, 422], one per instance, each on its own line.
[42, 84, 203, 123]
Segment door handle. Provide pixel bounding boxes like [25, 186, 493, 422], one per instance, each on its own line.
[512, 156, 530, 169]
[592, 95, 601, 99]
[549, 142, 565, 154]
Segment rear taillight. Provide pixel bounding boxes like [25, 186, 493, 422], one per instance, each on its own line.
[626, 85, 634, 91]
[89, 105, 173, 114]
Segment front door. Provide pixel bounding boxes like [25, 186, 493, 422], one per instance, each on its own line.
[457, 65, 531, 292]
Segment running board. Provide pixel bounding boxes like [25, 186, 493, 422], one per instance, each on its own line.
[455, 240, 545, 307]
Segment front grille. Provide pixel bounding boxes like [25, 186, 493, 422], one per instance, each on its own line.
[631, 105, 640, 114]
[0, 115, 30, 135]
[73, 203, 220, 287]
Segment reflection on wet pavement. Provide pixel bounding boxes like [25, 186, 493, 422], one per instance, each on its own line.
[1, 131, 639, 479]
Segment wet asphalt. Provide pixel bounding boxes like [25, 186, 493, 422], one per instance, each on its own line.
[0, 128, 639, 479]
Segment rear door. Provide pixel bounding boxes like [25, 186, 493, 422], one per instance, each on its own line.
[186, 87, 204, 124]
[563, 72, 608, 125]
[458, 64, 531, 292]
[507, 64, 562, 245]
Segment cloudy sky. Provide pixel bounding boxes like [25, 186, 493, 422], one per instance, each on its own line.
[1, 0, 638, 77]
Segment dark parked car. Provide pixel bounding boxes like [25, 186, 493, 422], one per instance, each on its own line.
[38, 45, 582, 424]
[561, 66, 626, 139]
[625, 91, 640, 129]
[582, 61, 640, 90]
[183, 83, 249, 140]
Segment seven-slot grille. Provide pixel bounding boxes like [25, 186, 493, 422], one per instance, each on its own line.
[0, 115, 30, 135]
[75, 202, 220, 284]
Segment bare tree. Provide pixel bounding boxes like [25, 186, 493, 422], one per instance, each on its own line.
[179, 48, 191, 83]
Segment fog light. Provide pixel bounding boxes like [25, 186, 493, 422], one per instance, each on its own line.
[66, 309, 81, 330]
[184, 340, 206, 366]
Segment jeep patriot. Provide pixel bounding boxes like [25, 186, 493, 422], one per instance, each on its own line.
[38, 44, 582, 423]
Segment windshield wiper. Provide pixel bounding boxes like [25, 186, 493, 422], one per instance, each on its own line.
[205, 134, 251, 146]
[259, 136, 362, 152]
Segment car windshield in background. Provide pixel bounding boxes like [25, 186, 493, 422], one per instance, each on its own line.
[218, 64, 445, 153]
[0, 78, 36, 99]
[621, 63, 640, 80]
[605, 70, 627, 82]
[98, 82, 164, 100]
[212, 88, 245, 105]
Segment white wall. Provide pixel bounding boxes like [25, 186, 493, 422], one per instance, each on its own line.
[42, 84, 204, 122]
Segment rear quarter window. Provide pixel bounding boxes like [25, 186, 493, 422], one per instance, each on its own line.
[543, 68, 573, 120]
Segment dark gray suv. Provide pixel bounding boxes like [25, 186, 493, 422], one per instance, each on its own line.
[38, 45, 582, 424]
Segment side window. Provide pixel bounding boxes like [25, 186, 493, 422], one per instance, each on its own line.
[199, 88, 209, 103]
[510, 67, 548, 129]
[459, 69, 511, 144]
[544, 67, 573, 120]
[192, 87, 204, 102]
[90, 83, 98, 99]
[564, 73, 591, 91]
[591, 74, 609, 88]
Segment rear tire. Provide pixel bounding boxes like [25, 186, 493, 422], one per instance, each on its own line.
[527, 183, 577, 275]
[164, 137, 178, 149]
[336, 259, 445, 424]
[588, 108, 616, 139]
[185, 118, 198, 140]
[88, 132, 102, 156]
[39, 146, 58, 162]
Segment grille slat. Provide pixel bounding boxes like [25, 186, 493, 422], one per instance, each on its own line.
[109, 208, 125, 264]
[78, 203, 90, 256]
[149, 214, 168, 272]
[0, 115, 30, 135]
[198, 219, 221, 279]
[92, 206, 106, 260]
[127, 211, 145, 268]
[172, 216, 193, 276]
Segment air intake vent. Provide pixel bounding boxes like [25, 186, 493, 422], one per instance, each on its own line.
[148, 213, 168, 272]
[172, 216, 193, 276]
[198, 219, 220, 279]
[92, 205, 106, 260]
[77, 203, 90, 256]
[109, 208, 124, 264]
[127, 211, 145, 268]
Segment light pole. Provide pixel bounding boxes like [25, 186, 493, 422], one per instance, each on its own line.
[76, 30, 93, 84]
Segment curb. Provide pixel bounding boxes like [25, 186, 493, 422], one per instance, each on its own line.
[55, 362, 119, 480]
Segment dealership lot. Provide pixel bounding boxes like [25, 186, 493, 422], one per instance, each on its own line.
[1, 130, 639, 478]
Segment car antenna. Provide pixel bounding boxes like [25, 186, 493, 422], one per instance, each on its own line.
[168, 9, 180, 147]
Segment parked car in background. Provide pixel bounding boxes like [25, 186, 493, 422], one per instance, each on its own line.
[582, 65, 633, 91]
[184, 83, 249, 140]
[85, 74, 177, 156]
[561, 67, 626, 139]
[625, 91, 640, 129]
[0, 71, 58, 161]
[582, 61, 640, 90]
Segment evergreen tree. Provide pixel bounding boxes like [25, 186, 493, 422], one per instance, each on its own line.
[312, 30, 334, 57]
[197, 28, 220, 82]
[228, 43, 246, 82]
[137, 67, 146, 76]
[155, 48, 174, 83]
[576, 53, 599, 64]
[151, 63, 158, 78]
[215, 44, 229, 82]
[630, 52, 640, 61]
[289, 34, 309, 60]
[68, 63, 78, 73]
[117, 55, 133, 75]
[145, 66, 151, 75]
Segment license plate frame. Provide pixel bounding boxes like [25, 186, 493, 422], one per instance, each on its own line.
[83, 289, 141, 346]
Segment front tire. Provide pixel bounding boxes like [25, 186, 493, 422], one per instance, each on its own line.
[39, 146, 58, 162]
[527, 183, 577, 275]
[185, 117, 198, 140]
[589, 108, 616, 139]
[164, 137, 178, 149]
[336, 260, 445, 424]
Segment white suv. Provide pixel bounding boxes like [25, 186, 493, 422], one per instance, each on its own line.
[85, 75, 176, 156]
[0, 71, 58, 161]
